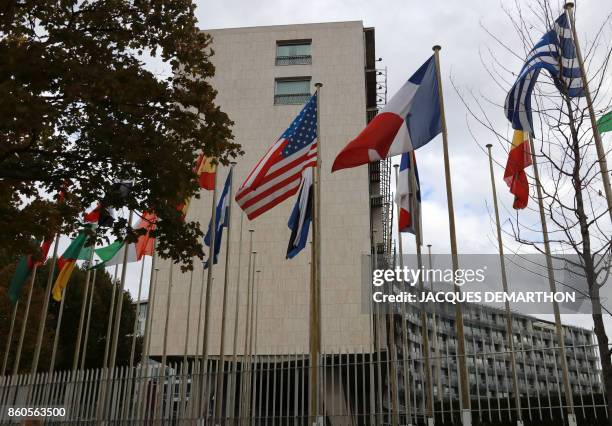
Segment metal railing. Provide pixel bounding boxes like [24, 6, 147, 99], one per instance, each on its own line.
[0, 344, 606, 424]
[273, 93, 311, 105]
[275, 55, 312, 66]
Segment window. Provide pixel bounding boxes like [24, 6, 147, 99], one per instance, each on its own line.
[276, 40, 312, 65]
[274, 78, 311, 105]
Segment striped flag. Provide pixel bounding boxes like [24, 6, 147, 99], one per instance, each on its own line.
[236, 94, 317, 219]
[505, 12, 584, 133]
[396, 152, 421, 237]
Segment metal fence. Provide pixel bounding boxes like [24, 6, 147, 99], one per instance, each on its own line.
[0, 344, 607, 424]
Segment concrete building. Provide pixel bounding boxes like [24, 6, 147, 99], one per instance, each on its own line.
[398, 302, 601, 412]
[148, 21, 385, 358]
[141, 21, 604, 424]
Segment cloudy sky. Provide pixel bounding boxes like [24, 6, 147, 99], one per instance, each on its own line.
[57, 1, 611, 333]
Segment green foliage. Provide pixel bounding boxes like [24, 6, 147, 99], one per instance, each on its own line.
[1, 261, 141, 373]
[0, 1, 240, 265]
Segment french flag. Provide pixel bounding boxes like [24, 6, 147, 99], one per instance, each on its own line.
[397, 151, 421, 236]
[332, 55, 441, 172]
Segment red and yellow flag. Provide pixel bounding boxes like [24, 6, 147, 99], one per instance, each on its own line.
[195, 153, 216, 190]
[504, 130, 532, 209]
[52, 231, 88, 301]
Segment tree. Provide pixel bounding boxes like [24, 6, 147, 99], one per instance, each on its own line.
[0, 1, 240, 266]
[1, 260, 141, 372]
[458, 1, 612, 421]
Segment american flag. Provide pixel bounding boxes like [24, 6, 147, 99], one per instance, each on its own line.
[236, 93, 318, 219]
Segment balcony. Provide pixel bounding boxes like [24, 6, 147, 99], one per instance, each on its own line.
[275, 55, 312, 66]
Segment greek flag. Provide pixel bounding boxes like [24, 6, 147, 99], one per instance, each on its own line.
[505, 12, 584, 133]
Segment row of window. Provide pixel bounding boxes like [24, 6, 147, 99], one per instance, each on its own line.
[275, 40, 312, 105]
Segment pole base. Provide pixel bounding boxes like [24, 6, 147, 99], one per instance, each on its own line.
[568, 414, 577, 426]
[461, 409, 472, 426]
[427, 417, 435, 426]
[517, 421, 524, 426]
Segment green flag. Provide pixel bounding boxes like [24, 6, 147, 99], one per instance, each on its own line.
[8, 256, 32, 305]
[597, 111, 612, 134]
[94, 240, 124, 268]
[61, 231, 89, 260]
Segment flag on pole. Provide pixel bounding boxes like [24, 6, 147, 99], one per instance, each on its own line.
[597, 110, 612, 135]
[204, 169, 232, 268]
[83, 181, 133, 227]
[505, 12, 584, 133]
[94, 240, 138, 268]
[286, 168, 313, 259]
[396, 152, 422, 236]
[8, 257, 32, 305]
[8, 237, 55, 305]
[236, 93, 317, 219]
[195, 154, 217, 190]
[135, 212, 157, 260]
[504, 130, 532, 209]
[332, 56, 441, 172]
[52, 231, 89, 301]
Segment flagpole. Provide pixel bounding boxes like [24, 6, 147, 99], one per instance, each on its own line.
[49, 285, 66, 373]
[244, 251, 257, 424]
[215, 163, 236, 421]
[432, 45, 471, 424]
[309, 82, 323, 426]
[198, 168, 219, 418]
[412, 163, 434, 424]
[80, 262, 99, 369]
[103, 264, 120, 368]
[108, 209, 134, 369]
[229, 212, 245, 419]
[1, 302, 18, 376]
[72, 245, 95, 371]
[137, 247, 156, 420]
[564, 3, 612, 222]
[391, 166, 413, 424]
[155, 263, 174, 421]
[161, 264, 174, 370]
[239, 233, 254, 424]
[486, 144, 522, 423]
[179, 265, 195, 421]
[12, 265, 38, 375]
[427, 243, 443, 405]
[30, 232, 59, 375]
[528, 134, 575, 423]
[129, 258, 146, 368]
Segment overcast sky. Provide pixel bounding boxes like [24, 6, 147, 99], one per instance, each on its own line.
[58, 1, 611, 333]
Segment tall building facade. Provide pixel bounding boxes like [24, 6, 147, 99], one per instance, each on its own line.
[398, 303, 601, 408]
[148, 21, 385, 358]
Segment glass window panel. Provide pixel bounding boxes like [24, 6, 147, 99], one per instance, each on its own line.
[275, 79, 310, 95]
[277, 42, 311, 57]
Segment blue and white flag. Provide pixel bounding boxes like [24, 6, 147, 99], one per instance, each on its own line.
[204, 168, 232, 268]
[505, 12, 584, 133]
[286, 168, 313, 259]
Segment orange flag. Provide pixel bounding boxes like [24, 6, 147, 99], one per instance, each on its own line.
[135, 211, 157, 260]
